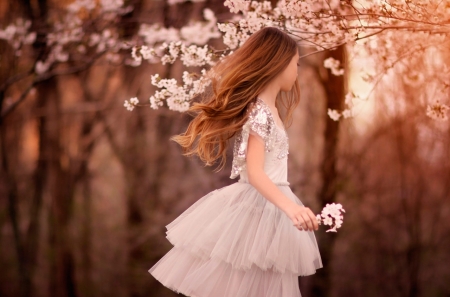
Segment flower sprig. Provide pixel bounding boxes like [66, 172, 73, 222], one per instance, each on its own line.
[316, 203, 345, 233]
[124, 97, 139, 111]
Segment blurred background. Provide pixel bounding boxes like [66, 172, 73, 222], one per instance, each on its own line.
[1, 1, 450, 297]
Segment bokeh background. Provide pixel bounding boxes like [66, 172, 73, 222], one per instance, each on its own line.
[1, 1, 450, 297]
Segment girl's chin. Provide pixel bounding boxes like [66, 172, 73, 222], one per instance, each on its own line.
[281, 85, 294, 92]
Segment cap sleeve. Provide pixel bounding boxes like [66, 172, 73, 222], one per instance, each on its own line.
[230, 99, 276, 179]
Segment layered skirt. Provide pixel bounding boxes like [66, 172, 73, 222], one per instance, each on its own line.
[149, 182, 322, 297]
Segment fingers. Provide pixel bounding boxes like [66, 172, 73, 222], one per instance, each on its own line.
[301, 213, 314, 231]
[305, 208, 319, 230]
[293, 218, 310, 231]
[292, 217, 304, 231]
[293, 221, 304, 231]
[292, 207, 318, 231]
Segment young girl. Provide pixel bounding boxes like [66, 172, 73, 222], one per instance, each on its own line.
[149, 27, 322, 297]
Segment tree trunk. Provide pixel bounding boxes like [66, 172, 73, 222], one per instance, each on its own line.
[0, 110, 28, 297]
[35, 79, 77, 297]
[78, 120, 96, 297]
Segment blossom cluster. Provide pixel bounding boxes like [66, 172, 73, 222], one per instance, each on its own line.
[2, 0, 447, 122]
[324, 57, 344, 76]
[67, 0, 127, 13]
[316, 203, 345, 233]
[36, 14, 84, 74]
[126, 0, 408, 113]
[158, 42, 215, 67]
[124, 97, 139, 111]
[219, 1, 274, 49]
[278, 0, 354, 49]
[0, 18, 36, 54]
[327, 92, 358, 121]
[139, 7, 220, 47]
[372, 34, 449, 121]
[426, 101, 450, 121]
[131, 8, 221, 67]
[1, 0, 133, 75]
[89, 0, 449, 123]
[148, 70, 211, 112]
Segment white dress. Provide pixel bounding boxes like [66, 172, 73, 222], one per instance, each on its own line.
[149, 98, 322, 297]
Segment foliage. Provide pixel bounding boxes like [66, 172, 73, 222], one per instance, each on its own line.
[2, 0, 450, 120]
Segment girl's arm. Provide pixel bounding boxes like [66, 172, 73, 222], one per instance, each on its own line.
[246, 133, 318, 231]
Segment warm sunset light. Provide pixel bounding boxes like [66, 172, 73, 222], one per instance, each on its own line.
[1, 1, 449, 297]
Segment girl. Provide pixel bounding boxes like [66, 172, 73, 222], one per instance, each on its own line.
[149, 27, 322, 297]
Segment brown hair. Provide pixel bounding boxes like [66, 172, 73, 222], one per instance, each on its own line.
[172, 27, 300, 170]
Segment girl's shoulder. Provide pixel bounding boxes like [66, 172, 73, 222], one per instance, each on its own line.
[245, 98, 274, 128]
[242, 98, 278, 150]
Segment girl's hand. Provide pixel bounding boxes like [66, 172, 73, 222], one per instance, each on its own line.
[285, 204, 318, 231]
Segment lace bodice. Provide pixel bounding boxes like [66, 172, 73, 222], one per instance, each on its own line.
[230, 98, 289, 185]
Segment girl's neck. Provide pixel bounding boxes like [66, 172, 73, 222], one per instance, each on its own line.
[257, 80, 280, 108]
[257, 81, 285, 129]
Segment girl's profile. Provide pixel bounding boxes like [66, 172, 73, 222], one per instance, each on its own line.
[149, 26, 322, 297]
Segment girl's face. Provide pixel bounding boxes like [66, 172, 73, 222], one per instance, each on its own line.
[278, 52, 299, 92]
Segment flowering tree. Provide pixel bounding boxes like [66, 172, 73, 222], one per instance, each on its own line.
[0, 0, 132, 119]
[122, 0, 450, 122]
[1, 0, 449, 120]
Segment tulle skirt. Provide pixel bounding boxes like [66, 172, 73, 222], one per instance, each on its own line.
[149, 181, 322, 297]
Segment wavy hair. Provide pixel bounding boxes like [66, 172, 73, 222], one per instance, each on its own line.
[172, 27, 301, 170]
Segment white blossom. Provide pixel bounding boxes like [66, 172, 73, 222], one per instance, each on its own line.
[328, 109, 341, 121]
[180, 44, 212, 67]
[342, 109, 353, 119]
[224, 0, 250, 13]
[138, 24, 179, 45]
[218, 23, 240, 49]
[53, 44, 69, 62]
[140, 45, 158, 62]
[35, 61, 51, 75]
[149, 91, 166, 109]
[316, 203, 345, 233]
[67, 0, 96, 13]
[160, 42, 181, 64]
[180, 9, 221, 45]
[324, 57, 344, 76]
[323, 216, 333, 226]
[47, 15, 83, 46]
[0, 24, 17, 41]
[140, 71, 211, 112]
[130, 97, 139, 105]
[182, 71, 195, 86]
[0, 18, 36, 52]
[106, 52, 121, 63]
[89, 29, 117, 53]
[131, 46, 142, 65]
[124, 97, 139, 111]
[345, 92, 354, 106]
[100, 0, 124, 12]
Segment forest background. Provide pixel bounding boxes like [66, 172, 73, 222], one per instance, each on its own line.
[1, 0, 450, 297]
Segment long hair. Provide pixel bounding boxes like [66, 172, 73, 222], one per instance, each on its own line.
[171, 27, 301, 170]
